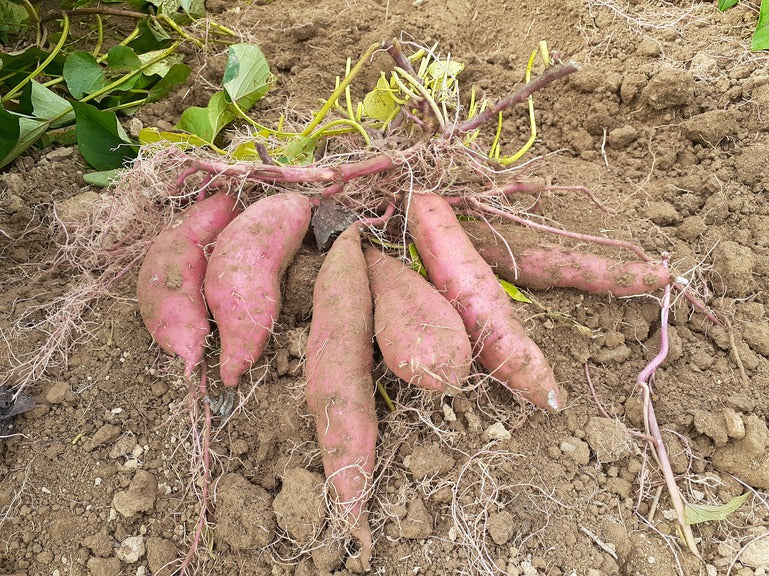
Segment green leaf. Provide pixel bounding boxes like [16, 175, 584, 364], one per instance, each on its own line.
[280, 135, 316, 164]
[362, 75, 399, 122]
[83, 169, 121, 188]
[222, 43, 273, 109]
[0, 0, 28, 42]
[408, 243, 427, 277]
[107, 45, 143, 73]
[137, 49, 184, 77]
[71, 101, 137, 170]
[19, 81, 74, 128]
[0, 114, 48, 170]
[0, 46, 62, 88]
[0, 105, 21, 167]
[752, 0, 769, 50]
[174, 91, 235, 143]
[63, 51, 107, 100]
[426, 59, 464, 82]
[146, 62, 190, 102]
[718, 0, 739, 11]
[685, 493, 749, 525]
[127, 18, 171, 53]
[499, 278, 532, 303]
[138, 126, 210, 148]
[180, 0, 205, 17]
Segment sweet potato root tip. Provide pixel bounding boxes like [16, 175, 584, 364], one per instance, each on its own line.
[305, 224, 377, 568]
[462, 221, 672, 297]
[407, 192, 564, 411]
[137, 191, 239, 378]
[364, 246, 472, 394]
[205, 193, 312, 389]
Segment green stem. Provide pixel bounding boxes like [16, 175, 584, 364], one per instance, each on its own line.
[377, 382, 395, 412]
[92, 15, 104, 58]
[301, 42, 380, 137]
[2, 14, 69, 104]
[157, 14, 204, 48]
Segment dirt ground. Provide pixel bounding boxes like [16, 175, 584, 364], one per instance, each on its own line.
[2, 0, 769, 575]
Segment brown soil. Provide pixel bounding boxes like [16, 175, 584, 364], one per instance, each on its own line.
[2, 1, 769, 575]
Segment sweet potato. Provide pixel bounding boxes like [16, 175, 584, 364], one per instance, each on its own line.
[204, 193, 311, 388]
[137, 191, 239, 378]
[305, 225, 377, 570]
[364, 246, 472, 393]
[462, 221, 672, 297]
[407, 192, 564, 411]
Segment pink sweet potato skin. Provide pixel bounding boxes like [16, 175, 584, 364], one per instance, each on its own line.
[462, 221, 671, 297]
[305, 225, 377, 568]
[364, 247, 472, 393]
[204, 193, 311, 388]
[408, 192, 564, 411]
[137, 191, 239, 377]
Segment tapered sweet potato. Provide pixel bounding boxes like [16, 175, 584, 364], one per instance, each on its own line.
[407, 192, 564, 411]
[137, 191, 239, 378]
[205, 193, 311, 388]
[305, 225, 377, 570]
[462, 221, 672, 296]
[364, 246, 472, 393]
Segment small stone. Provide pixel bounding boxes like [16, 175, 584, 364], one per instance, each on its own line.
[115, 535, 145, 563]
[740, 538, 769, 568]
[45, 146, 75, 160]
[584, 417, 633, 463]
[487, 510, 515, 545]
[559, 437, 590, 466]
[483, 422, 511, 442]
[723, 408, 745, 439]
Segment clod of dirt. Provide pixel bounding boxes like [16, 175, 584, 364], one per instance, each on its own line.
[584, 417, 634, 463]
[272, 467, 325, 543]
[608, 124, 638, 148]
[385, 498, 433, 540]
[83, 527, 113, 557]
[559, 437, 590, 466]
[734, 143, 769, 188]
[645, 201, 681, 227]
[115, 535, 145, 563]
[743, 321, 769, 357]
[112, 470, 158, 518]
[740, 537, 769, 569]
[83, 424, 121, 452]
[722, 408, 746, 440]
[641, 66, 695, 110]
[311, 528, 344, 573]
[146, 537, 178, 576]
[86, 556, 121, 576]
[712, 415, 769, 489]
[404, 442, 455, 480]
[487, 510, 515, 545]
[215, 472, 276, 549]
[710, 241, 756, 297]
[692, 409, 729, 446]
[42, 381, 71, 404]
[622, 532, 680, 576]
[681, 110, 738, 146]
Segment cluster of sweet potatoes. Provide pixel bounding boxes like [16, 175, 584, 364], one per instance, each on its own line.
[134, 178, 679, 569]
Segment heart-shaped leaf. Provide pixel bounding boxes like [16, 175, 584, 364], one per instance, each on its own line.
[222, 44, 273, 110]
[71, 101, 137, 170]
[63, 51, 107, 100]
